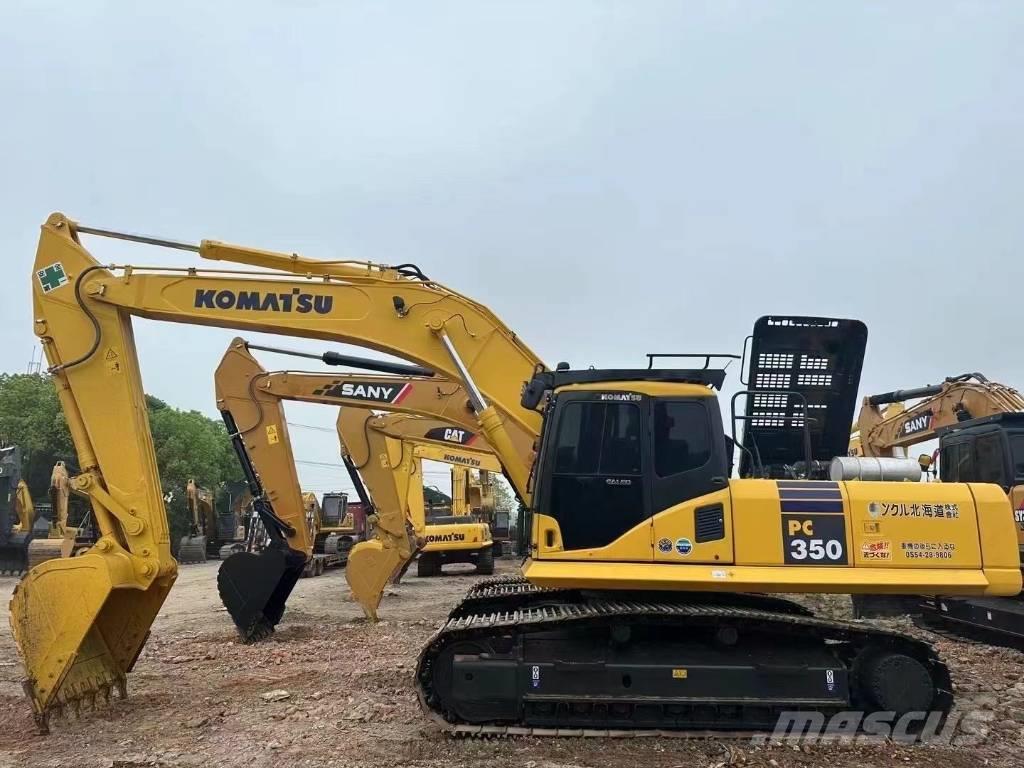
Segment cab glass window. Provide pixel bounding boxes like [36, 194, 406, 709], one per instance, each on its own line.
[654, 401, 711, 477]
[940, 443, 959, 482]
[547, 400, 644, 551]
[974, 433, 1006, 487]
[553, 401, 641, 475]
[1012, 435, 1024, 482]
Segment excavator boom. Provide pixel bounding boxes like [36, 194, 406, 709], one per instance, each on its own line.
[856, 373, 1024, 457]
[17, 213, 544, 727]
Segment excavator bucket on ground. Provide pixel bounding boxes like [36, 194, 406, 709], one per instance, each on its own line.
[177, 535, 207, 564]
[217, 544, 306, 641]
[345, 533, 417, 620]
[10, 551, 173, 731]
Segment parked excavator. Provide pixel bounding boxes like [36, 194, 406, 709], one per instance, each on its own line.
[335, 409, 500, 581]
[314, 491, 360, 566]
[16, 214, 1021, 735]
[854, 373, 1024, 462]
[24, 461, 92, 568]
[177, 480, 215, 563]
[214, 336, 523, 619]
[0, 446, 36, 574]
[849, 373, 1024, 637]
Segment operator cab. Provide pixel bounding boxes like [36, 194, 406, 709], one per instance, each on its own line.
[523, 366, 730, 553]
[321, 492, 348, 526]
[938, 412, 1024, 493]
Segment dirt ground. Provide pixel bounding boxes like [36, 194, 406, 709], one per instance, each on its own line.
[0, 559, 1022, 768]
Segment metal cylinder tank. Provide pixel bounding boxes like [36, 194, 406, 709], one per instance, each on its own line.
[830, 456, 922, 482]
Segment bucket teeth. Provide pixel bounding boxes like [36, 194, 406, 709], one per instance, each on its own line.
[241, 616, 275, 645]
[32, 674, 127, 734]
[33, 711, 50, 735]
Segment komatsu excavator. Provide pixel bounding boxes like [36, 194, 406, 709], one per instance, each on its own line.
[335, 410, 500, 580]
[849, 374, 1024, 638]
[17, 214, 1022, 734]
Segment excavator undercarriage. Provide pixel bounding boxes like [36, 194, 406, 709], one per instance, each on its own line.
[418, 576, 950, 733]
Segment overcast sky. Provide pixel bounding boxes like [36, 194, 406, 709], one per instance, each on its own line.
[1, 2, 1022, 494]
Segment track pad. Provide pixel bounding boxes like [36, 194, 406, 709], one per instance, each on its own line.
[217, 547, 305, 642]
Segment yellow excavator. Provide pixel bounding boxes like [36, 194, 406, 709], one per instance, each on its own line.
[336, 410, 500, 582]
[0, 445, 36, 574]
[177, 480, 215, 564]
[316, 491, 363, 565]
[16, 214, 1021, 734]
[213, 336, 515, 618]
[854, 373, 1024, 462]
[24, 461, 89, 568]
[848, 373, 1024, 637]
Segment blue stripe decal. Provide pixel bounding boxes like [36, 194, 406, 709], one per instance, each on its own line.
[776, 481, 839, 489]
[779, 489, 843, 500]
[780, 500, 845, 514]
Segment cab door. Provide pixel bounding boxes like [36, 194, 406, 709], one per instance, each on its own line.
[534, 393, 653, 561]
[648, 399, 734, 564]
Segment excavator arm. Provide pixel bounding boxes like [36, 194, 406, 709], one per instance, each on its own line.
[14, 480, 34, 533]
[337, 409, 501, 614]
[856, 373, 1024, 457]
[19, 213, 545, 728]
[49, 463, 70, 537]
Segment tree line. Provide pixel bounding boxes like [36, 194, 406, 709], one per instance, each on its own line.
[0, 373, 240, 543]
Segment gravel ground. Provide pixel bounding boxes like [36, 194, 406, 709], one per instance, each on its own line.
[0, 559, 1021, 768]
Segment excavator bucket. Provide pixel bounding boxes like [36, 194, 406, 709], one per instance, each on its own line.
[0, 533, 33, 575]
[25, 538, 66, 570]
[9, 552, 172, 732]
[345, 535, 417, 620]
[177, 534, 208, 564]
[217, 546, 306, 642]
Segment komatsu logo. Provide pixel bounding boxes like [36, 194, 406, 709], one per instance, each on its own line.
[443, 453, 482, 467]
[193, 288, 333, 314]
[900, 412, 933, 437]
[426, 532, 466, 543]
[314, 381, 411, 404]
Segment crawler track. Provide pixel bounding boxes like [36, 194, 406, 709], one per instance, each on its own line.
[417, 579, 952, 736]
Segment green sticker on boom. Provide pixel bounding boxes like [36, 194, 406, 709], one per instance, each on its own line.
[37, 262, 68, 293]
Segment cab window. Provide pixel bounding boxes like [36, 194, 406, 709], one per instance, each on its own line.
[553, 401, 641, 475]
[1012, 435, 1024, 483]
[655, 401, 711, 476]
[974, 433, 1007, 487]
[546, 400, 645, 551]
[940, 443, 959, 482]
[650, 398, 724, 513]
